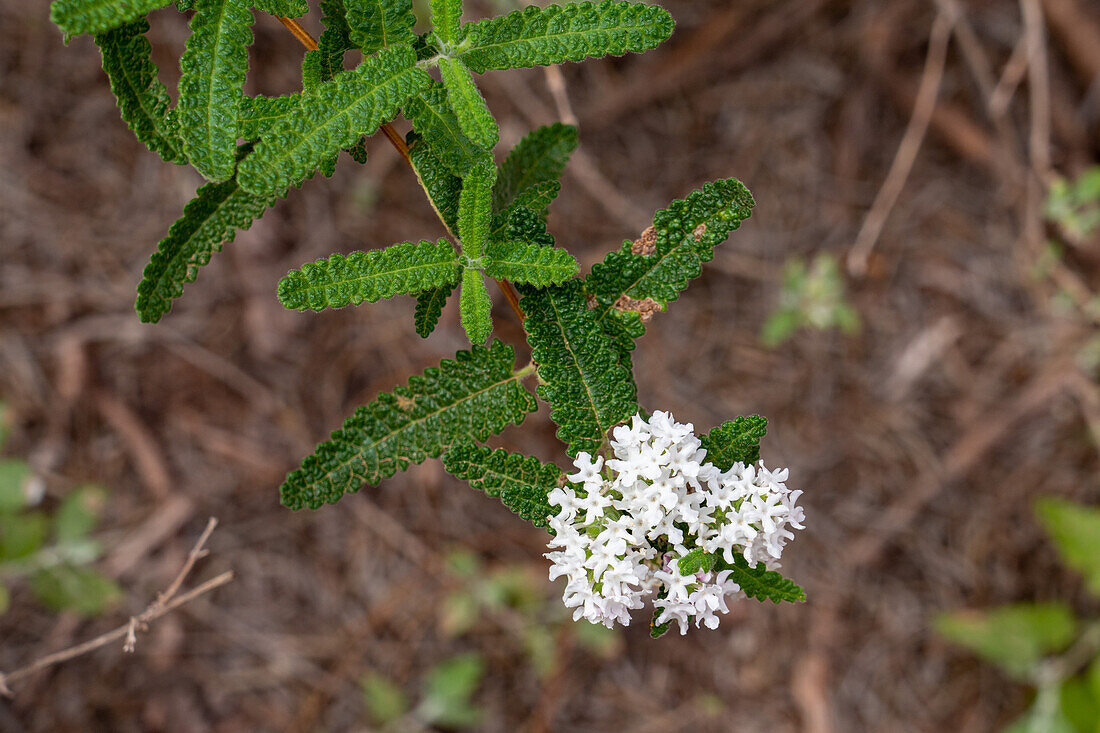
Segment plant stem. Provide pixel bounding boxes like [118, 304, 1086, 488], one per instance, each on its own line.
[275, 16, 526, 325]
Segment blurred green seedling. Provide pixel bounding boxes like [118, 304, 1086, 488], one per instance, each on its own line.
[1046, 166, 1100, 242]
[762, 252, 860, 347]
[440, 549, 620, 676]
[936, 497, 1100, 733]
[0, 401, 121, 617]
[362, 652, 485, 731]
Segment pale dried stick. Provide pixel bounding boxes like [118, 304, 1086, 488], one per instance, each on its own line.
[0, 518, 232, 695]
[847, 10, 954, 276]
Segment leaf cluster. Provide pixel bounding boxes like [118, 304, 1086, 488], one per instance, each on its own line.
[0, 413, 120, 617]
[937, 497, 1100, 732]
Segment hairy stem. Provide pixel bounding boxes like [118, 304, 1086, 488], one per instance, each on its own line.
[275, 16, 526, 324]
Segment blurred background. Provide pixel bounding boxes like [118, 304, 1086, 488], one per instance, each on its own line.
[1, 0, 1099, 730]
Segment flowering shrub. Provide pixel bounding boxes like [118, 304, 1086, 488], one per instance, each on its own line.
[50, 0, 807, 635]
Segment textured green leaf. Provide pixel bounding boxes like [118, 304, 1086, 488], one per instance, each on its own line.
[238, 93, 300, 140]
[676, 548, 717, 576]
[29, 565, 121, 617]
[587, 177, 755, 316]
[459, 268, 492, 344]
[345, 0, 416, 55]
[280, 340, 537, 509]
[278, 239, 460, 311]
[177, 0, 253, 181]
[458, 159, 496, 258]
[493, 123, 576, 213]
[238, 47, 430, 196]
[457, 0, 674, 73]
[136, 151, 274, 323]
[345, 136, 369, 163]
[51, 0, 172, 37]
[415, 281, 456, 338]
[490, 204, 554, 247]
[935, 603, 1077, 679]
[438, 57, 499, 151]
[1036, 497, 1100, 596]
[649, 605, 672, 638]
[521, 280, 637, 456]
[484, 240, 578, 285]
[302, 0, 353, 90]
[252, 0, 306, 16]
[715, 555, 806, 604]
[409, 132, 462, 231]
[701, 416, 767, 471]
[404, 81, 487, 177]
[241, 94, 367, 165]
[430, 0, 461, 45]
[585, 177, 755, 354]
[94, 19, 186, 164]
[442, 443, 559, 528]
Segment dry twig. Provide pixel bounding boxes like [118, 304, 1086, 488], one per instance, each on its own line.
[848, 9, 955, 276]
[0, 518, 232, 696]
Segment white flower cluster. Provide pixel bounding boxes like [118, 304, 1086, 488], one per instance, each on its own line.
[545, 411, 805, 634]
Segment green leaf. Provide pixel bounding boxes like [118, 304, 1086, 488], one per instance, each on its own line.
[521, 280, 637, 456]
[438, 57, 499, 151]
[1036, 497, 1100, 596]
[409, 132, 463, 231]
[649, 593, 671, 638]
[0, 459, 30, 514]
[458, 159, 496, 258]
[238, 93, 300, 140]
[420, 653, 485, 730]
[136, 149, 274, 323]
[345, 0, 416, 55]
[701, 416, 767, 471]
[714, 555, 806, 604]
[415, 281, 456, 338]
[0, 512, 48, 562]
[177, 0, 253, 182]
[490, 204, 554, 247]
[0, 583, 8, 616]
[94, 19, 186, 164]
[51, 0, 173, 38]
[29, 565, 122, 617]
[55, 485, 107, 544]
[302, 0, 354, 89]
[278, 239, 460, 311]
[404, 81, 487, 178]
[280, 340, 536, 509]
[484, 240, 578, 285]
[676, 548, 716, 576]
[585, 177, 755, 342]
[459, 268, 492, 344]
[493, 123, 577, 214]
[430, 0, 462, 45]
[935, 603, 1077, 678]
[238, 47, 430, 196]
[441, 443, 559, 527]
[252, 0, 306, 16]
[1059, 677, 1100, 733]
[361, 673, 409, 726]
[457, 0, 674, 73]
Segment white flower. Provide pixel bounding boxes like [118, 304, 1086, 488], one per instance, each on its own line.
[544, 410, 806, 634]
